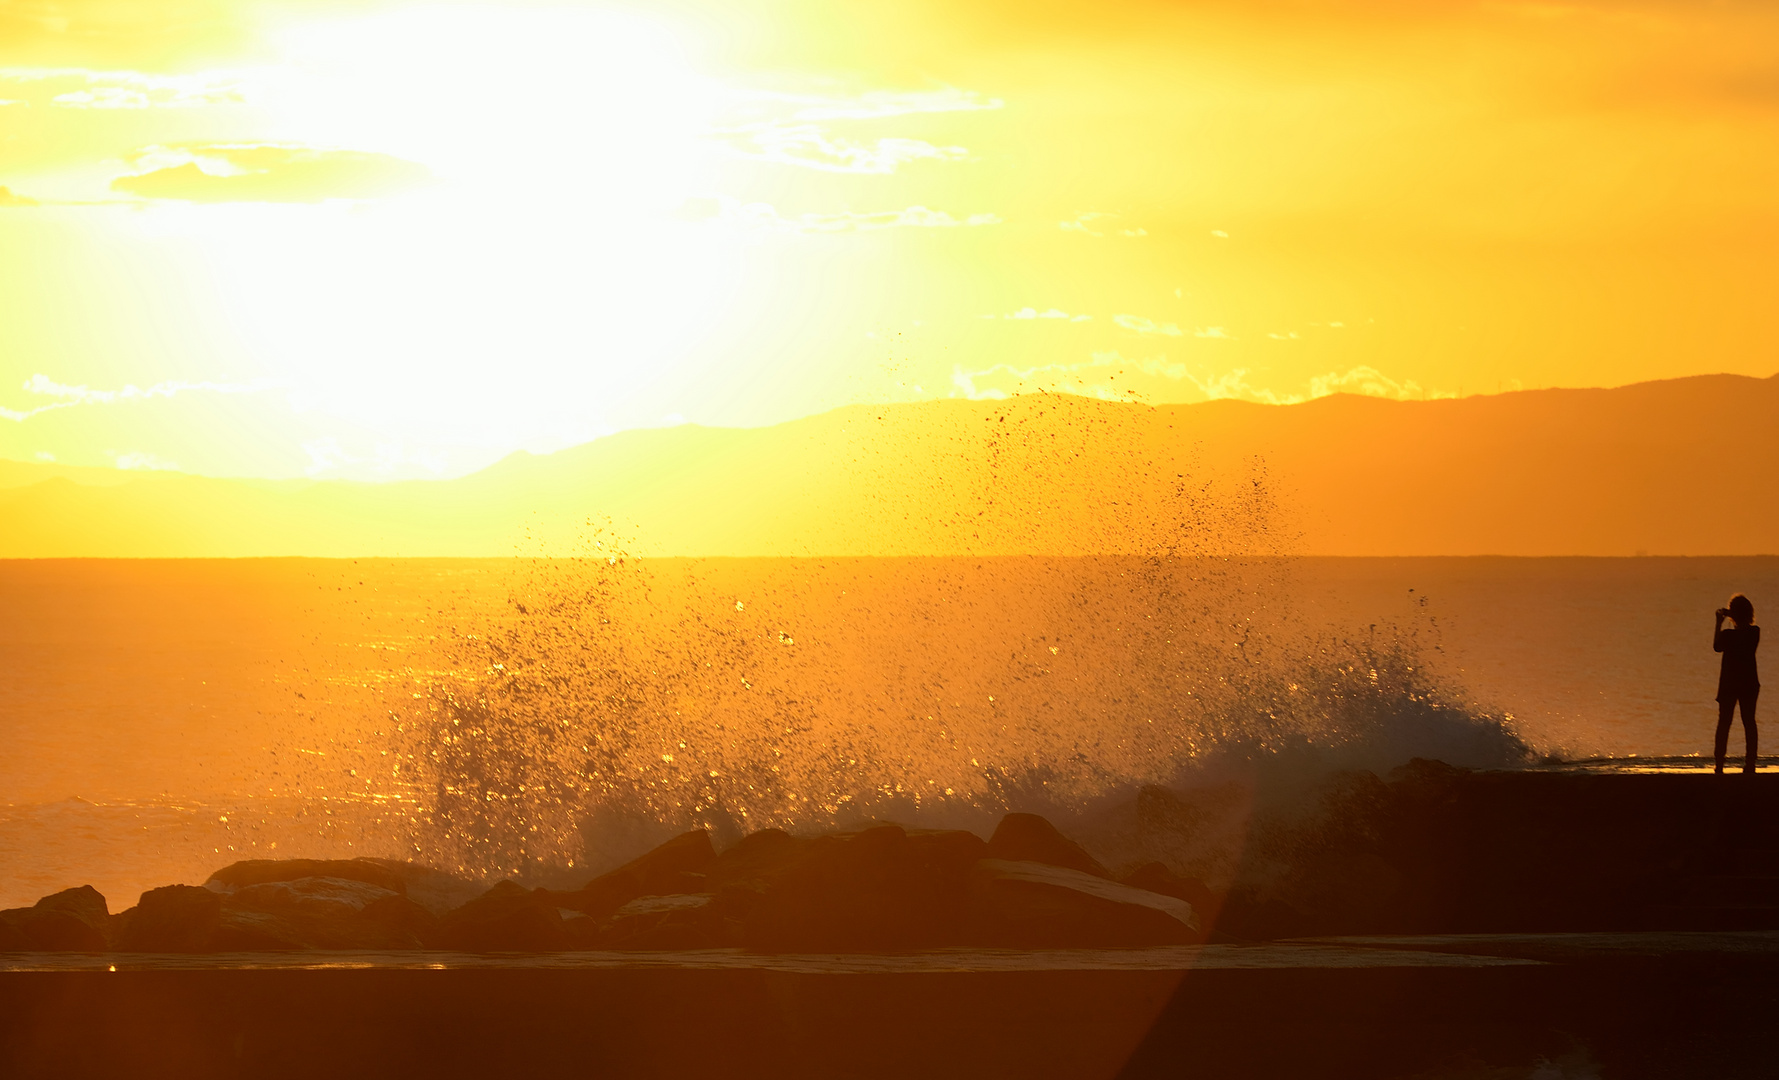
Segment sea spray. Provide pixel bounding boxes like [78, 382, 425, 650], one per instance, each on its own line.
[344, 399, 1533, 880]
[381, 551, 1528, 881]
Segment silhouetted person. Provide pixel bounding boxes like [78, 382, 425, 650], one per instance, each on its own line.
[1713, 593, 1759, 774]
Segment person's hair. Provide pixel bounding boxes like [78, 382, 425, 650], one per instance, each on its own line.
[1728, 594, 1755, 624]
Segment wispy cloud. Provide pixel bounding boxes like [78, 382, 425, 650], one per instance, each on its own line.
[0, 67, 248, 109]
[114, 451, 181, 472]
[1060, 211, 1146, 238]
[1113, 314, 1183, 337]
[1, 374, 283, 422]
[717, 87, 998, 174]
[112, 144, 431, 203]
[950, 352, 1454, 406]
[1184, 364, 1455, 405]
[950, 351, 1183, 401]
[683, 196, 999, 234]
[990, 307, 1091, 322]
[1115, 314, 1232, 339]
[754, 88, 1003, 123]
[722, 126, 967, 174]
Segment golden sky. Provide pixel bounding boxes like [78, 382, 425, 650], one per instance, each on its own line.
[1, 0, 1775, 480]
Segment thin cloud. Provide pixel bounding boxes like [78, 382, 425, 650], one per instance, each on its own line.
[1060, 212, 1114, 237]
[114, 451, 181, 472]
[1187, 364, 1456, 404]
[951, 353, 1455, 406]
[951, 351, 1179, 401]
[112, 144, 431, 203]
[758, 88, 1003, 123]
[799, 205, 1000, 232]
[687, 196, 999, 233]
[0, 67, 247, 109]
[996, 307, 1091, 322]
[1061, 211, 1147, 238]
[2, 374, 283, 422]
[717, 87, 997, 175]
[0, 186, 37, 207]
[723, 126, 967, 174]
[1113, 314, 1184, 337]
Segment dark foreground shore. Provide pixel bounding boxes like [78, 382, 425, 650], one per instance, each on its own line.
[4, 768, 1778, 1077]
[2, 934, 1777, 1079]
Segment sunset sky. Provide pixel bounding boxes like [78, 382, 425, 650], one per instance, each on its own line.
[1, 0, 1775, 480]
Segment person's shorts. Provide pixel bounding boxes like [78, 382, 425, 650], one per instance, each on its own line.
[1718, 688, 1759, 713]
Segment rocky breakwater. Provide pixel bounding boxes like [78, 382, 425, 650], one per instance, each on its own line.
[0, 814, 1205, 954]
[475, 812, 1203, 951]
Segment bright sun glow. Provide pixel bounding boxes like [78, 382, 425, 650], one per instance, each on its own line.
[2, 0, 1777, 479]
[144, 5, 765, 469]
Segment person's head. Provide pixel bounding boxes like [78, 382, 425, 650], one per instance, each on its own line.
[1728, 594, 1755, 626]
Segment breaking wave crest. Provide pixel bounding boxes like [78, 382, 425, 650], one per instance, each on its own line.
[384, 546, 1532, 881]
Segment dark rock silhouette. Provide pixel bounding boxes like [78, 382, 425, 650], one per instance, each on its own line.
[969, 860, 1199, 946]
[742, 824, 990, 951]
[988, 813, 1111, 878]
[359, 859, 486, 915]
[114, 866, 444, 951]
[118, 885, 224, 952]
[222, 877, 431, 950]
[561, 829, 717, 918]
[207, 858, 407, 895]
[437, 880, 571, 951]
[28, 772, 1777, 955]
[0, 885, 110, 951]
[1118, 863, 1223, 931]
[600, 893, 723, 949]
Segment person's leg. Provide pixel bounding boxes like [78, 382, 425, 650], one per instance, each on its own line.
[1743, 693, 1758, 773]
[1716, 699, 1734, 773]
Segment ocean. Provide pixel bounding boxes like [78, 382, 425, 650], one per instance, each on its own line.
[3, 555, 1774, 910]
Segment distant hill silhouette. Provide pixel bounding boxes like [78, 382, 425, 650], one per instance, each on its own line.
[3, 373, 1775, 557]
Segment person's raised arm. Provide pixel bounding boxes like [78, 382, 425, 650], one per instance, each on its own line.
[1715, 607, 1730, 652]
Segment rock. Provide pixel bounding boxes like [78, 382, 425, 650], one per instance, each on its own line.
[1119, 863, 1223, 930]
[558, 907, 601, 947]
[206, 858, 407, 896]
[220, 876, 422, 949]
[362, 894, 440, 947]
[209, 910, 308, 951]
[437, 880, 571, 951]
[742, 825, 990, 952]
[987, 814, 1111, 878]
[118, 885, 224, 952]
[115, 875, 438, 952]
[566, 830, 716, 917]
[704, 829, 809, 891]
[969, 859, 1200, 947]
[357, 859, 485, 916]
[599, 893, 727, 950]
[229, 876, 399, 914]
[0, 886, 110, 951]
